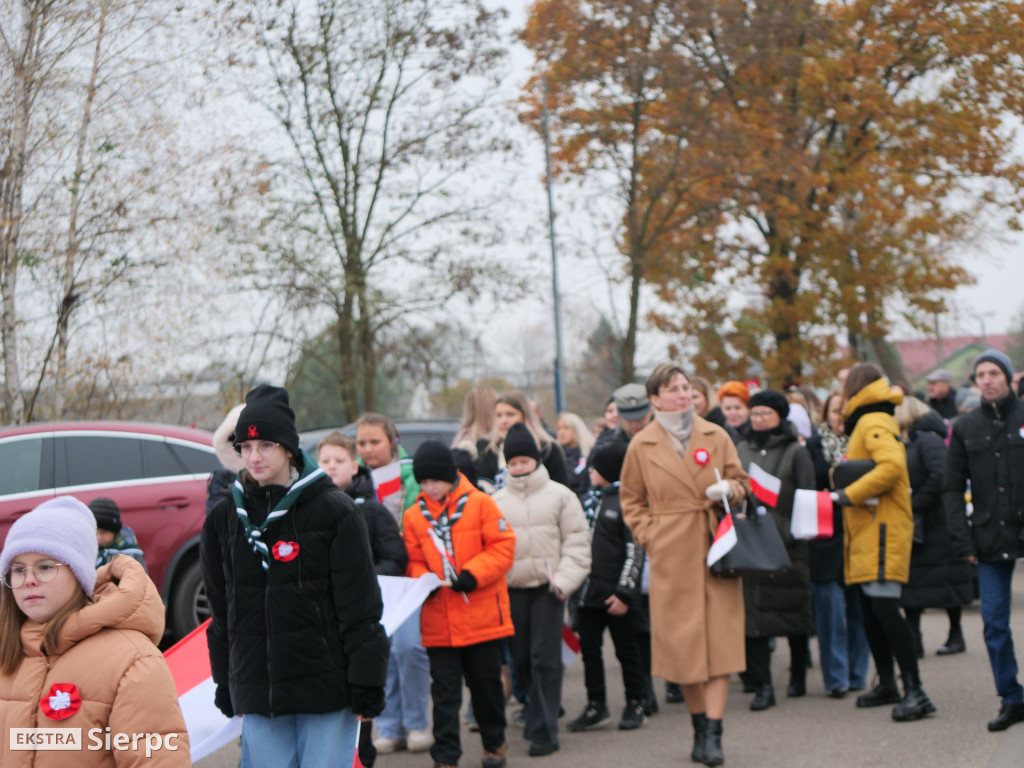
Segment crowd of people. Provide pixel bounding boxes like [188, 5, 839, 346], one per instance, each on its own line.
[2, 348, 1022, 768]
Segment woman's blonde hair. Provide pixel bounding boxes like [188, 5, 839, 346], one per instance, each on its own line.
[457, 384, 497, 445]
[487, 390, 555, 454]
[895, 395, 933, 434]
[557, 412, 595, 459]
[0, 581, 90, 675]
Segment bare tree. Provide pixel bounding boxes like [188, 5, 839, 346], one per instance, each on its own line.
[246, 0, 518, 421]
[2, 1, 268, 423]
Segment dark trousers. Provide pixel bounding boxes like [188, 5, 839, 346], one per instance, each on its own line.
[858, 588, 919, 682]
[746, 634, 809, 686]
[510, 586, 564, 749]
[576, 605, 647, 704]
[427, 640, 506, 765]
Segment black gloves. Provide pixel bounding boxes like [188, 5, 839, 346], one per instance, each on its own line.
[450, 570, 478, 593]
[830, 489, 851, 507]
[350, 685, 386, 719]
[214, 685, 234, 718]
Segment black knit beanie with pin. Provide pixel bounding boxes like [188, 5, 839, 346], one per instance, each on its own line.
[233, 384, 300, 456]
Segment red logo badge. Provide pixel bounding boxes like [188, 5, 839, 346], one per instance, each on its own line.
[693, 448, 710, 466]
[247, 425, 259, 439]
[273, 541, 300, 562]
[39, 683, 82, 721]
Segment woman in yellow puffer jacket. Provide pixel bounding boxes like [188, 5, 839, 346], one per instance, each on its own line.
[836, 363, 935, 723]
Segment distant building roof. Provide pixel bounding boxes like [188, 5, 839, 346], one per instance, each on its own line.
[895, 334, 1011, 381]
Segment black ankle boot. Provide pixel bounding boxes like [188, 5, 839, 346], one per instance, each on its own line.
[750, 683, 776, 711]
[856, 678, 901, 708]
[690, 713, 707, 763]
[702, 718, 723, 766]
[937, 625, 965, 655]
[892, 673, 936, 721]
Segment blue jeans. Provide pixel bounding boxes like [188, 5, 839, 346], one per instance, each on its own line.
[376, 607, 432, 738]
[241, 709, 357, 768]
[811, 581, 870, 691]
[978, 560, 1024, 705]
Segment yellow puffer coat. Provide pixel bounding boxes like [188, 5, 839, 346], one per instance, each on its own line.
[841, 379, 914, 585]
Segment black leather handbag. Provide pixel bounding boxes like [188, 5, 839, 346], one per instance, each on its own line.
[710, 497, 793, 577]
[830, 459, 876, 490]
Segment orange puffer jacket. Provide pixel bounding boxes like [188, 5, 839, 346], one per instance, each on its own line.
[403, 474, 516, 648]
[0, 556, 189, 767]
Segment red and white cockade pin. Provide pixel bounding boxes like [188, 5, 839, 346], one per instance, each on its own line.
[39, 683, 81, 721]
[693, 448, 710, 466]
[273, 541, 300, 562]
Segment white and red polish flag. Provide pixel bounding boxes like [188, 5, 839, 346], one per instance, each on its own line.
[164, 619, 241, 763]
[748, 463, 782, 507]
[790, 489, 835, 540]
[166, 573, 442, 764]
[706, 513, 738, 567]
[562, 622, 582, 667]
[371, 461, 405, 514]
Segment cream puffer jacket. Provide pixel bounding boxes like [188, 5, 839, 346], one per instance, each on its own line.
[0, 556, 189, 767]
[493, 465, 591, 596]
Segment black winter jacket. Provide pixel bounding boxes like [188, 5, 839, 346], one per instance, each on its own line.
[201, 459, 390, 718]
[736, 423, 814, 638]
[944, 392, 1024, 562]
[345, 465, 410, 576]
[903, 411, 972, 609]
[573, 485, 643, 609]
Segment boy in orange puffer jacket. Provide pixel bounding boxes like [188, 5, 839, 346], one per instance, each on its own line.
[403, 441, 516, 768]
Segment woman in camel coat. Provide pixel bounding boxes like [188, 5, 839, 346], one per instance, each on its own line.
[621, 364, 749, 767]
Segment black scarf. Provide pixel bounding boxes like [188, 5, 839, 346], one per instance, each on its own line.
[752, 424, 787, 448]
[844, 402, 895, 436]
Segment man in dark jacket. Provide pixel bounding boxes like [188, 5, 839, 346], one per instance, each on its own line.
[201, 385, 389, 767]
[944, 349, 1024, 732]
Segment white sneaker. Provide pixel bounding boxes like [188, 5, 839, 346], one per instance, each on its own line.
[406, 728, 434, 752]
[373, 736, 405, 754]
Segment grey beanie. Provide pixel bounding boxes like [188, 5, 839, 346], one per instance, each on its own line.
[974, 348, 1014, 385]
[0, 496, 99, 596]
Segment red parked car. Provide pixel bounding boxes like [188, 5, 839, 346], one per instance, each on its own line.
[0, 421, 220, 639]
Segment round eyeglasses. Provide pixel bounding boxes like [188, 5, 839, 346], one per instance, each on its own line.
[235, 441, 281, 457]
[3, 561, 66, 589]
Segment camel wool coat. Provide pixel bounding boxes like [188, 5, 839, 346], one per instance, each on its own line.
[620, 414, 750, 685]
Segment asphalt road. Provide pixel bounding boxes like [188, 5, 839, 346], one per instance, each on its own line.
[196, 568, 1024, 768]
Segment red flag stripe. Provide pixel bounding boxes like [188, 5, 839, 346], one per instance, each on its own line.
[817, 492, 833, 538]
[562, 622, 581, 654]
[163, 618, 213, 697]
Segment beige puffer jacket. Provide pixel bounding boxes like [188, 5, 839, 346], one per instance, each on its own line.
[0, 556, 189, 767]
[493, 465, 591, 596]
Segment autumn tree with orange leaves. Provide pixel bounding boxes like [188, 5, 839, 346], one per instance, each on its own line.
[522, 0, 1024, 385]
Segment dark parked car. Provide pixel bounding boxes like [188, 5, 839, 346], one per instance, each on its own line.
[0, 421, 220, 639]
[299, 419, 459, 456]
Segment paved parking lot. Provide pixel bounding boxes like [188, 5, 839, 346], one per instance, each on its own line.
[198, 569, 1024, 768]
